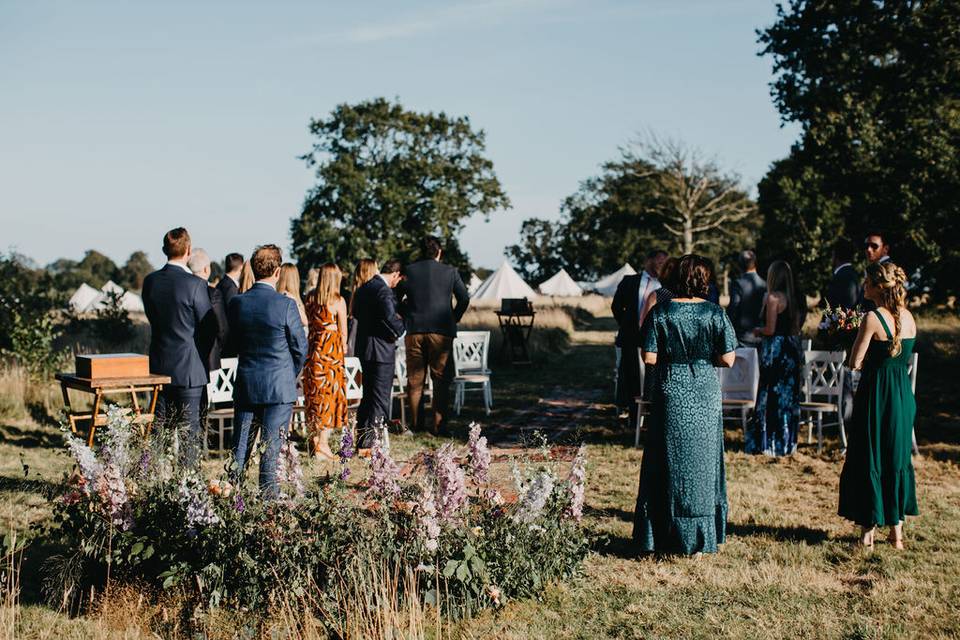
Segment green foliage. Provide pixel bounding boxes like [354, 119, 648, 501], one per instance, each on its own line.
[291, 98, 511, 274]
[0, 253, 68, 377]
[117, 251, 154, 291]
[92, 291, 134, 343]
[757, 0, 960, 298]
[508, 140, 757, 281]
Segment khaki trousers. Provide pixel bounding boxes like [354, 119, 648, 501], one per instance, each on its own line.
[405, 333, 453, 433]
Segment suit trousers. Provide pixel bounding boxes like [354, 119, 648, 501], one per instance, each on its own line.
[357, 359, 393, 447]
[155, 385, 204, 468]
[405, 333, 453, 433]
[231, 403, 293, 499]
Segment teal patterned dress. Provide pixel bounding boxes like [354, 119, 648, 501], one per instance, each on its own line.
[633, 300, 737, 555]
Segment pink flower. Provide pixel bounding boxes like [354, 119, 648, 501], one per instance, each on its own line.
[467, 423, 491, 485]
[433, 443, 467, 522]
[367, 438, 401, 499]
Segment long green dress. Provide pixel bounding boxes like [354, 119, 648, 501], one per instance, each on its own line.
[838, 310, 918, 527]
[632, 300, 737, 555]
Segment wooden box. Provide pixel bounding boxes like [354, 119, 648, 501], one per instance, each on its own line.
[75, 353, 150, 380]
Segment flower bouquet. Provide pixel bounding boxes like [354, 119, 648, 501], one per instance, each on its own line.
[817, 303, 863, 352]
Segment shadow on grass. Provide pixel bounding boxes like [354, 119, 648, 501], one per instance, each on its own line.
[583, 504, 634, 523]
[0, 422, 63, 448]
[727, 522, 829, 544]
[0, 474, 60, 497]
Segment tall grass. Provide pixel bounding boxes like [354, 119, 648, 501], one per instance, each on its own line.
[1, 532, 21, 639]
[0, 365, 62, 422]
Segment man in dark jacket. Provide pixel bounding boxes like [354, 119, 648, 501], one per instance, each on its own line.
[353, 260, 405, 447]
[397, 236, 470, 434]
[726, 250, 766, 347]
[141, 227, 215, 467]
[216, 252, 243, 357]
[825, 238, 859, 309]
[611, 250, 666, 420]
[228, 244, 307, 497]
[188, 248, 229, 373]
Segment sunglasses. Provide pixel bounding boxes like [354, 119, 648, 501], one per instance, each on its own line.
[864, 242, 881, 250]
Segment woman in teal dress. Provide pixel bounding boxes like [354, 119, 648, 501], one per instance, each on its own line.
[838, 261, 918, 549]
[633, 255, 738, 555]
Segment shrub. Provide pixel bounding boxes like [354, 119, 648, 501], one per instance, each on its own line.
[40, 412, 591, 625]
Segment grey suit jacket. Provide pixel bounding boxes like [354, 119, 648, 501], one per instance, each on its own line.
[726, 271, 766, 343]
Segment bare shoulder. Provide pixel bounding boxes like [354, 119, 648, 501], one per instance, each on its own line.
[900, 308, 918, 337]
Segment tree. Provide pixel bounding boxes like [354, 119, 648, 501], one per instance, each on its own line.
[73, 250, 119, 289]
[118, 251, 154, 291]
[758, 0, 960, 298]
[508, 139, 758, 281]
[291, 98, 511, 274]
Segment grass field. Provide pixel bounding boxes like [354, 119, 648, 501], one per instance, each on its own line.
[2, 305, 959, 639]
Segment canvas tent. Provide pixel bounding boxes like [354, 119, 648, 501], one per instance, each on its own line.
[538, 268, 583, 297]
[466, 272, 484, 296]
[68, 283, 101, 312]
[471, 261, 537, 302]
[591, 263, 636, 296]
[119, 291, 145, 313]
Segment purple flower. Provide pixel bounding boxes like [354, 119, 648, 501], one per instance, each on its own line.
[415, 482, 440, 553]
[467, 423, 491, 485]
[67, 437, 102, 493]
[95, 461, 132, 530]
[338, 428, 354, 462]
[234, 493, 246, 513]
[178, 476, 220, 528]
[433, 443, 467, 522]
[277, 440, 305, 502]
[367, 437, 401, 499]
[564, 445, 587, 521]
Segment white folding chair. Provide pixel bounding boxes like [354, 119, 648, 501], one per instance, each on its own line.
[907, 352, 919, 455]
[721, 347, 759, 433]
[453, 331, 492, 415]
[390, 344, 408, 428]
[204, 357, 238, 457]
[801, 350, 846, 452]
[344, 356, 387, 446]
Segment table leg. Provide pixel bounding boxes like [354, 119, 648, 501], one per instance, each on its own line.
[60, 382, 78, 435]
[145, 384, 161, 436]
[87, 390, 103, 447]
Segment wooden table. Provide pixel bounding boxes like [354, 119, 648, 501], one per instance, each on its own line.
[495, 310, 536, 365]
[55, 373, 171, 446]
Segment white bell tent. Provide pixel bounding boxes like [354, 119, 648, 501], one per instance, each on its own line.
[471, 261, 537, 301]
[466, 272, 484, 296]
[538, 268, 583, 297]
[68, 283, 101, 312]
[591, 263, 637, 296]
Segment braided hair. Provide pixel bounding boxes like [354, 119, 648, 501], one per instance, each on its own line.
[865, 261, 908, 357]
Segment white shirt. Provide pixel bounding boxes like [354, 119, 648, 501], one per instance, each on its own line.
[833, 262, 852, 275]
[878, 255, 891, 264]
[167, 261, 191, 274]
[227, 273, 240, 287]
[637, 271, 662, 319]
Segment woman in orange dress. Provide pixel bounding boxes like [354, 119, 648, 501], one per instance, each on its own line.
[303, 263, 349, 459]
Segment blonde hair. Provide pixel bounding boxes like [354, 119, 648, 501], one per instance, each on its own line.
[866, 261, 908, 357]
[349, 259, 379, 316]
[239, 260, 254, 293]
[313, 263, 342, 309]
[765, 260, 802, 334]
[304, 267, 320, 295]
[277, 263, 303, 303]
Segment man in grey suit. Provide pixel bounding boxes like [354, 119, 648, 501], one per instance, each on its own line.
[726, 250, 766, 347]
[397, 236, 470, 435]
[228, 245, 307, 498]
[142, 227, 216, 467]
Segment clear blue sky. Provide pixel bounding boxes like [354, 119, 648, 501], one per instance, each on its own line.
[0, 0, 798, 272]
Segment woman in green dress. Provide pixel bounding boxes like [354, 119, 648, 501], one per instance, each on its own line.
[633, 255, 737, 555]
[838, 261, 918, 549]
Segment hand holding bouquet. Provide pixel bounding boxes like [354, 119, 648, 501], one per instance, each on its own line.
[818, 303, 864, 334]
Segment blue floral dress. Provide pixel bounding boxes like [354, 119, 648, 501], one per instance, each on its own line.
[633, 300, 737, 555]
[746, 311, 802, 456]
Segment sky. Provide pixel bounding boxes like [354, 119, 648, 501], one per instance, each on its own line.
[0, 0, 799, 273]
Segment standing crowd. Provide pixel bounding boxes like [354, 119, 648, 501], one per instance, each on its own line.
[141, 228, 469, 498]
[613, 231, 918, 555]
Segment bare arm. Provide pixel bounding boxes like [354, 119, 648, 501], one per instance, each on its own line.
[642, 350, 657, 365]
[848, 313, 876, 370]
[757, 292, 781, 336]
[336, 298, 348, 352]
[717, 350, 736, 367]
[640, 290, 658, 326]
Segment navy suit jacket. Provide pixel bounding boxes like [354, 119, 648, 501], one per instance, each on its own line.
[228, 282, 307, 406]
[354, 276, 405, 363]
[826, 264, 860, 309]
[142, 264, 215, 387]
[727, 271, 767, 340]
[397, 260, 469, 337]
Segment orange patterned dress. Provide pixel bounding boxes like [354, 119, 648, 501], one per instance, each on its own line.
[303, 298, 348, 433]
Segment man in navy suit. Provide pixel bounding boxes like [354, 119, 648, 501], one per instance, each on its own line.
[726, 250, 767, 347]
[142, 227, 216, 467]
[228, 244, 307, 497]
[353, 259, 405, 447]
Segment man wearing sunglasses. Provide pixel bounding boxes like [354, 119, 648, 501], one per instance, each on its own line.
[864, 232, 891, 265]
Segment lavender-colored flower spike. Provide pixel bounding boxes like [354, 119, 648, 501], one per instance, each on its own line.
[433, 443, 467, 522]
[67, 437, 103, 493]
[467, 422, 491, 485]
[565, 444, 587, 521]
[367, 437, 401, 498]
[415, 481, 441, 553]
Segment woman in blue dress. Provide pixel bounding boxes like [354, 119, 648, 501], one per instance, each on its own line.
[746, 260, 803, 456]
[633, 255, 737, 555]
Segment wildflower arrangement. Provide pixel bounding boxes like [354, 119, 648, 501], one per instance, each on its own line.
[42, 411, 590, 622]
[817, 302, 864, 350]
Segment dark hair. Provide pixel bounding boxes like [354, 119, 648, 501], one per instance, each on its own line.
[251, 244, 282, 280]
[659, 257, 680, 292]
[766, 260, 802, 334]
[645, 249, 668, 261]
[420, 236, 442, 259]
[381, 259, 402, 275]
[224, 252, 244, 273]
[676, 254, 712, 298]
[832, 238, 856, 263]
[737, 249, 757, 271]
[864, 230, 889, 247]
[162, 227, 190, 259]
